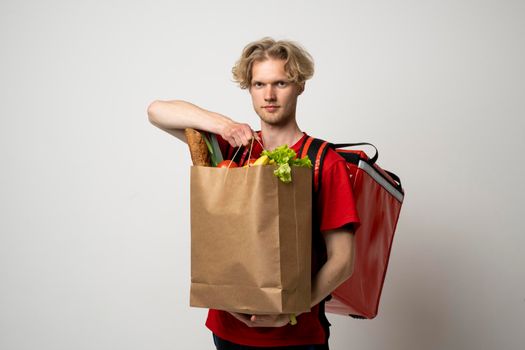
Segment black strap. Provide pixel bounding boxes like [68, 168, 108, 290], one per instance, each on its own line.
[303, 137, 330, 194]
[385, 170, 403, 189]
[333, 142, 378, 164]
[349, 314, 367, 319]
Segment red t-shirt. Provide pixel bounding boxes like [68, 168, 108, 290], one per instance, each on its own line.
[205, 132, 360, 347]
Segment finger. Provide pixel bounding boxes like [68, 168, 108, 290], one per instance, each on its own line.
[232, 134, 244, 147]
[241, 136, 252, 147]
[227, 131, 240, 147]
[224, 136, 236, 148]
[229, 312, 245, 320]
[243, 127, 255, 144]
[235, 130, 251, 147]
[230, 312, 252, 326]
[236, 312, 251, 321]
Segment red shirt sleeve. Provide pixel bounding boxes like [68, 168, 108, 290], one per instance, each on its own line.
[316, 151, 360, 232]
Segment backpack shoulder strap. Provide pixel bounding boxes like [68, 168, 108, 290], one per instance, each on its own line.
[333, 142, 378, 164]
[299, 136, 331, 193]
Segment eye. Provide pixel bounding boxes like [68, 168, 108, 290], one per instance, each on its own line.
[253, 82, 264, 88]
[277, 81, 288, 88]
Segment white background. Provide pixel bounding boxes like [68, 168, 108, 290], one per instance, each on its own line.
[1, 1, 524, 349]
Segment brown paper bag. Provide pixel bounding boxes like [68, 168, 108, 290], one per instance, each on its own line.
[190, 165, 312, 315]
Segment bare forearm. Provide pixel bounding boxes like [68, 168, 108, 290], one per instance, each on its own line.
[310, 254, 353, 307]
[310, 229, 355, 307]
[147, 99, 254, 146]
[147, 99, 232, 138]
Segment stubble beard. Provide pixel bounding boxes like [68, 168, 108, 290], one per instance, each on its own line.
[255, 105, 296, 127]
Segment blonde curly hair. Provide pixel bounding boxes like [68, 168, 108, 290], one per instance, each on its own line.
[232, 37, 314, 89]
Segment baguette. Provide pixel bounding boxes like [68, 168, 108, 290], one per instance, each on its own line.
[184, 128, 211, 166]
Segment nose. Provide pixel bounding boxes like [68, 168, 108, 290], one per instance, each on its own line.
[264, 85, 276, 102]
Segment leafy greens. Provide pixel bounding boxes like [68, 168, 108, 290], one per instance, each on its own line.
[261, 145, 312, 183]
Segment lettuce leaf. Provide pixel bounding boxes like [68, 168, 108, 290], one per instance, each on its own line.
[262, 145, 312, 183]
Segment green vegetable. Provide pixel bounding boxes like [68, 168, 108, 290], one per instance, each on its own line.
[261, 145, 312, 183]
[201, 132, 223, 167]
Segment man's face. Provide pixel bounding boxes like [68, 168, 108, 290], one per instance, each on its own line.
[249, 58, 304, 127]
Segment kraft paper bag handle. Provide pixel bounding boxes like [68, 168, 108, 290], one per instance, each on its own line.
[220, 142, 247, 185]
[237, 132, 264, 165]
[222, 136, 264, 184]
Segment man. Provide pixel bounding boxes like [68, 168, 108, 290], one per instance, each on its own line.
[148, 37, 359, 349]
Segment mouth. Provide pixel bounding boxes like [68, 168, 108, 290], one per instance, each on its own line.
[263, 105, 280, 112]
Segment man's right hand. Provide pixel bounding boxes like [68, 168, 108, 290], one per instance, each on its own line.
[220, 121, 257, 148]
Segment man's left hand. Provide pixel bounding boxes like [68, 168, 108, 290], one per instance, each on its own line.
[228, 312, 290, 327]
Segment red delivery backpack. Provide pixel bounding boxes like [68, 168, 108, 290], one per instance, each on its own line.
[299, 137, 404, 319]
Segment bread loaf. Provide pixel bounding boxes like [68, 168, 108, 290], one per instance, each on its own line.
[184, 128, 211, 166]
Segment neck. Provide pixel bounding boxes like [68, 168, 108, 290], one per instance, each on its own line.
[260, 120, 304, 151]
